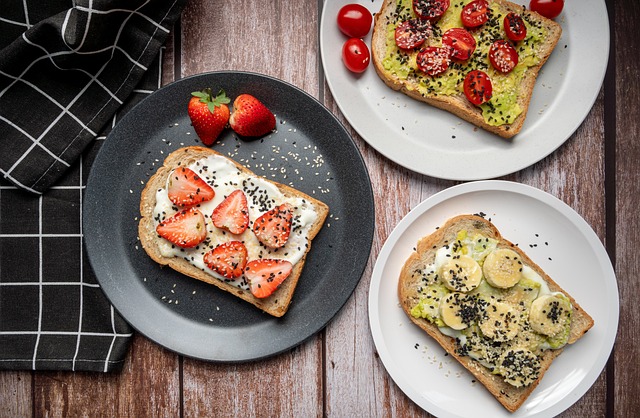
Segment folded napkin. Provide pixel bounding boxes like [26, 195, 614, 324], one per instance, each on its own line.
[0, 0, 185, 371]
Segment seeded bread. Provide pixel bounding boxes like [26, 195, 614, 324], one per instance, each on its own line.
[371, 0, 562, 138]
[398, 214, 594, 412]
[138, 146, 329, 317]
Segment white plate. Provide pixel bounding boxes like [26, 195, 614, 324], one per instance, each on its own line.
[320, 1, 610, 180]
[368, 181, 618, 417]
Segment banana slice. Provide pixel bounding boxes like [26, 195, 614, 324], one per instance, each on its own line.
[479, 300, 520, 342]
[440, 292, 477, 330]
[497, 348, 541, 387]
[529, 293, 572, 336]
[482, 248, 523, 289]
[439, 255, 482, 292]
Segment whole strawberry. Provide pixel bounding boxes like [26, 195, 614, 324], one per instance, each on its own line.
[229, 94, 276, 137]
[188, 88, 230, 146]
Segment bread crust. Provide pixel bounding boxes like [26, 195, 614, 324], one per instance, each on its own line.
[371, 0, 562, 138]
[138, 146, 329, 317]
[398, 215, 594, 412]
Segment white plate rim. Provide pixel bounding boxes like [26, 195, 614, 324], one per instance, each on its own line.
[320, 0, 610, 180]
[368, 180, 619, 417]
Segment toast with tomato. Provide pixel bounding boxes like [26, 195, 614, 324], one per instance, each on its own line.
[138, 146, 329, 317]
[371, 0, 562, 138]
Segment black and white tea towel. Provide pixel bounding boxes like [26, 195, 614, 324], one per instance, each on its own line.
[0, 0, 186, 372]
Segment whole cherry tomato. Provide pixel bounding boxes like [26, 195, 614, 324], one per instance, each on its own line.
[337, 4, 373, 38]
[464, 70, 493, 105]
[529, 0, 564, 19]
[504, 13, 527, 42]
[461, 0, 489, 28]
[342, 38, 370, 73]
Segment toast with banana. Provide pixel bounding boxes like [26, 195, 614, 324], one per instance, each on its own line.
[138, 146, 329, 317]
[398, 214, 594, 412]
[371, 0, 562, 138]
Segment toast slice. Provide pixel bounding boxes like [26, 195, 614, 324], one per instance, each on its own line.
[398, 214, 594, 412]
[139, 146, 329, 317]
[371, 0, 562, 138]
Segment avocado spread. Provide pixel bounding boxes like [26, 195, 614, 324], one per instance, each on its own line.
[382, 0, 547, 126]
[409, 229, 572, 387]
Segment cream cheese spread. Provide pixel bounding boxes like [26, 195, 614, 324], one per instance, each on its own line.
[152, 154, 318, 290]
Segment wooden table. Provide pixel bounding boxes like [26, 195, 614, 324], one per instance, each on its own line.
[2, 0, 636, 416]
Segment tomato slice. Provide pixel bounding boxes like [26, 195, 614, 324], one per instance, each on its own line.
[461, 0, 489, 28]
[504, 12, 527, 42]
[416, 46, 451, 76]
[395, 18, 432, 50]
[413, 0, 450, 21]
[464, 70, 493, 105]
[342, 38, 370, 73]
[337, 4, 373, 38]
[442, 28, 476, 61]
[489, 40, 518, 73]
[529, 0, 564, 19]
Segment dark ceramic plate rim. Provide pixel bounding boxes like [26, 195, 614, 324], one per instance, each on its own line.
[83, 71, 375, 362]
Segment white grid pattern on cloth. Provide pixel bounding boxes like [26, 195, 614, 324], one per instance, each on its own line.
[0, 0, 182, 194]
[0, 0, 181, 371]
[0, 163, 134, 372]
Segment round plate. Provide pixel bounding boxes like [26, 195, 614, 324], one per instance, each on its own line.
[368, 181, 618, 417]
[84, 71, 375, 362]
[320, 0, 610, 180]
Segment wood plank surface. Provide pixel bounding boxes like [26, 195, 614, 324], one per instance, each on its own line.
[1, 0, 637, 417]
[614, 1, 639, 417]
[178, 1, 324, 416]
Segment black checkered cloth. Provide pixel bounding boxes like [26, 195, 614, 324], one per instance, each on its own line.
[0, 0, 185, 371]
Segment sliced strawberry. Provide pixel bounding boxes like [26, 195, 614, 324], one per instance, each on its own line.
[211, 190, 249, 234]
[203, 241, 248, 279]
[156, 208, 207, 248]
[167, 167, 215, 207]
[229, 94, 276, 137]
[252, 203, 293, 249]
[245, 259, 293, 299]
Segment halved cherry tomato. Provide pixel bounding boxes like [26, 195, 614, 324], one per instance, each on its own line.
[395, 18, 432, 50]
[461, 0, 489, 28]
[413, 0, 450, 21]
[342, 37, 370, 73]
[416, 46, 451, 76]
[504, 12, 527, 42]
[337, 4, 373, 38]
[464, 70, 493, 105]
[442, 28, 476, 61]
[489, 40, 518, 73]
[529, 0, 564, 19]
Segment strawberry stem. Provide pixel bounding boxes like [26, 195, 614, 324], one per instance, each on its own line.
[191, 88, 230, 113]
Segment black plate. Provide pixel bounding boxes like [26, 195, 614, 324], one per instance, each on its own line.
[83, 71, 375, 362]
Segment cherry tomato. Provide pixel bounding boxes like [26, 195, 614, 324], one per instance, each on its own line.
[529, 0, 564, 19]
[461, 0, 489, 28]
[504, 13, 527, 42]
[416, 46, 451, 76]
[395, 18, 432, 50]
[413, 0, 450, 21]
[342, 38, 370, 73]
[442, 28, 476, 61]
[337, 4, 373, 38]
[464, 70, 493, 105]
[489, 40, 518, 73]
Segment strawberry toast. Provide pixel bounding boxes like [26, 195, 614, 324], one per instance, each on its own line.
[138, 146, 329, 317]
